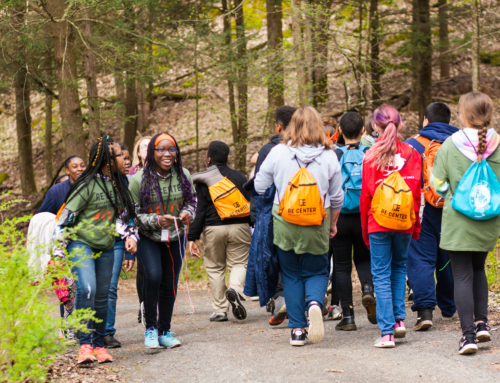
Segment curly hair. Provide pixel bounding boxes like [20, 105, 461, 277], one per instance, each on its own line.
[139, 133, 196, 213]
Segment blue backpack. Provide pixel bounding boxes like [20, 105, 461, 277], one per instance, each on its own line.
[338, 145, 368, 214]
[451, 158, 500, 220]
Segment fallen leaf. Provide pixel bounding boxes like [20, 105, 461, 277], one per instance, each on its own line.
[325, 369, 344, 373]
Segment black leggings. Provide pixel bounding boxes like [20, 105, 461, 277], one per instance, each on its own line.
[137, 236, 184, 332]
[136, 258, 144, 304]
[331, 213, 372, 308]
[449, 251, 488, 335]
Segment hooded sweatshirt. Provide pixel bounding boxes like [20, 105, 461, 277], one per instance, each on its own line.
[431, 128, 500, 252]
[360, 141, 422, 247]
[254, 143, 344, 255]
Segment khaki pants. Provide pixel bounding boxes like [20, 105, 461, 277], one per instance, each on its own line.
[202, 224, 251, 312]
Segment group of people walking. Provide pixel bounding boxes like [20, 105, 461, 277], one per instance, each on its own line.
[33, 90, 499, 365]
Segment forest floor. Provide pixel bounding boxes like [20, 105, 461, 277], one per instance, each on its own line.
[51, 278, 500, 383]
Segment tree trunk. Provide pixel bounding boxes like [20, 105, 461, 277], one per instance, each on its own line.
[83, 10, 101, 143]
[313, 11, 330, 105]
[266, 0, 285, 133]
[304, 3, 315, 106]
[115, 73, 126, 105]
[234, 0, 248, 172]
[417, 0, 433, 127]
[221, 0, 238, 148]
[438, 0, 450, 79]
[409, 0, 419, 111]
[369, 0, 381, 106]
[471, 0, 480, 91]
[291, 0, 308, 107]
[45, 0, 86, 159]
[45, 94, 53, 185]
[123, 71, 138, 152]
[15, 68, 37, 194]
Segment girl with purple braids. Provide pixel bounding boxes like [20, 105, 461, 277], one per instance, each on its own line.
[128, 133, 196, 349]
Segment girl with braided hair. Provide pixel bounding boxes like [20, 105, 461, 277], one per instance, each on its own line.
[431, 92, 500, 355]
[57, 136, 139, 364]
[129, 132, 196, 349]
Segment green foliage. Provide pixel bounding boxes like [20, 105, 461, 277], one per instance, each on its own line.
[181, 255, 208, 283]
[486, 242, 500, 289]
[0, 210, 97, 382]
[481, 51, 500, 67]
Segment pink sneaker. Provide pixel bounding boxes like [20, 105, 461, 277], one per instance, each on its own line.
[394, 319, 406, 338]
[374, 334, 395, 348]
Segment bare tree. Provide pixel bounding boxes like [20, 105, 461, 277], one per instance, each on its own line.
[291, 0, 308, 107]
[45, 93, 53, 185]
[369, 0, 381, 106]
[471, 0, 480, 91]
[438, 0, 450, 78]
[417, 0, 432, 127]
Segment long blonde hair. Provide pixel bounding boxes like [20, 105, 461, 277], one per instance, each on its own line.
[282, 107, 330, 149]
[459, 92, 493, 157]
[132, 136, 152, 167]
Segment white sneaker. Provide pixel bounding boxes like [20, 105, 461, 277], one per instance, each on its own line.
[307, 302, 324, 343]
[374, 334, 395, 348]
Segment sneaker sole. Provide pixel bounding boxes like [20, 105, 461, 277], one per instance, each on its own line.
[77, 357, 95, 365]
[362, 295, 377, 325]
[97, 358, 113, 364]
[335, 324, 357, 331]
[374, 341, 395, 348]
[394, 328, 406, 338]
[414, 320, 433, 332]
[270, 305, 287, 326]
[477, 331, 491, 343]
[459, 344, 478, 355]
[290, 340, 306, 346]
[308, 305, 324, 343]
[226, 289, 247, 320]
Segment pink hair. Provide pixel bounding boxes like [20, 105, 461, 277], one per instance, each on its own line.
[364, 105, 404, 171]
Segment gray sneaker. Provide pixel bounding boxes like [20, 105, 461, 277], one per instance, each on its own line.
[209, 312, 228, 322]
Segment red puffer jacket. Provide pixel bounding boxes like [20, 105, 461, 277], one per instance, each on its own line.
[360, 141, 422, 247]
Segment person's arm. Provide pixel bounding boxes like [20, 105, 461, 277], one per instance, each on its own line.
[254, 148, 277, 195]
[179, 169, 197, 224]
[412, 157, 422, 240]
[430, 140, 450, 198]
[187, 183, 208, 242]
[360, 161, 371, 247]
[328, 157, 344, 238]
[37, 188, 57, 215]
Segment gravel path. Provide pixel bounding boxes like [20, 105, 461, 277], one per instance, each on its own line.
[106, 287, 500, 383]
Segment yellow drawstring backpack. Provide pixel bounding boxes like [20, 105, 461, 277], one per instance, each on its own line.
[278, 158, 327, 226]
[209, 177, 250, 220]
[371, 150, 416, 230]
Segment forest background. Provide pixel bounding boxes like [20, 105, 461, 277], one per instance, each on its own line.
[1, 0, 500, 201]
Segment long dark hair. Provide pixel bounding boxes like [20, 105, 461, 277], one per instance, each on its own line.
[139, 133, 196, 213]
[64, 136, 136, 222]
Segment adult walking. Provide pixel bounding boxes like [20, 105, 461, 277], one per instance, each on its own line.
[431, 92, 500, 355]
[255, 106, 344, 346]
[129, 133, 196, 349]
[360, 105, 422, 348]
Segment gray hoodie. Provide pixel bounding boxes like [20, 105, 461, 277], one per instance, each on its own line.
[254, 143, 344, 211]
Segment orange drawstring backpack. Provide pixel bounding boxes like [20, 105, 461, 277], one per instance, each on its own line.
[208, 177, 250, 220]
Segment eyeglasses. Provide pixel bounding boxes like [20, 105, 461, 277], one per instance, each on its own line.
[114, 153, 124, 157]
[154, 148, 177, 155]
[140, 145, 149, 150]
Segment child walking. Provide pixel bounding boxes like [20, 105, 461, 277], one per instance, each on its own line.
[360, 105, 422, 348]
[431, 92, 500, 355]
[129, 133, 196, 349]
[332, 112, 376, 331]
[255, 106, 344, 346]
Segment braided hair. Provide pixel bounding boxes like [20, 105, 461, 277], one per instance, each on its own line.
[64, 136, 137, 222]
[139, 133, 196, 213]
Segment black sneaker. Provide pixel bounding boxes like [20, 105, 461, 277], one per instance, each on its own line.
[225, 287, 247, 320]
[209, 312, 228, 322]
[475, 322, 491, 343]
[290, 328, 307, 346]
[361, 282, 377, 325]
[335, 306, 357, 331]
[458, 333, 478, 355]
[103, 334, 122, 348]
[414, 309, 433, 331]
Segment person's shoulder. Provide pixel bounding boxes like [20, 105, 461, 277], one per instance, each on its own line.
[129, 170, 143, 184]
[181, 167, 193, 179]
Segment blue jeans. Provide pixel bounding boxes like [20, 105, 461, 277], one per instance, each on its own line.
[369, 232, 412, 336]
[105, 239, 125, 336]
[277, 247, 329, 328]
[407, 205, 456, 316]
[68, 240, 114, 348]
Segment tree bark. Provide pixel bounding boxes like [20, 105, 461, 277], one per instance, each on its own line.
[304, 2, 315, 106]
[291, 0, 308, 107]
[438, 0, 450, 79]
[221, 0, 238, 147]
[83, 10, 101, 143]
[410, 0, 419, 111]
[45, 94, 53, 186]
[233, 0, 248, 172]
[471, 0, 480, 91]
[266, 0, 285, 133]
[417, 0, 432, 127]
[15, 68, 37, 194]
[369, 0, 381, 106]
[45, 0, 86, 159]
[123, 71, 138, 152]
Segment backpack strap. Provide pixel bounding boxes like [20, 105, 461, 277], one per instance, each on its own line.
[415, 135, 431, 148]
[399, 148, 415, 172]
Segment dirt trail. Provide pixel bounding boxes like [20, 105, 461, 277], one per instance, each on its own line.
[77, 287, 500, 383]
